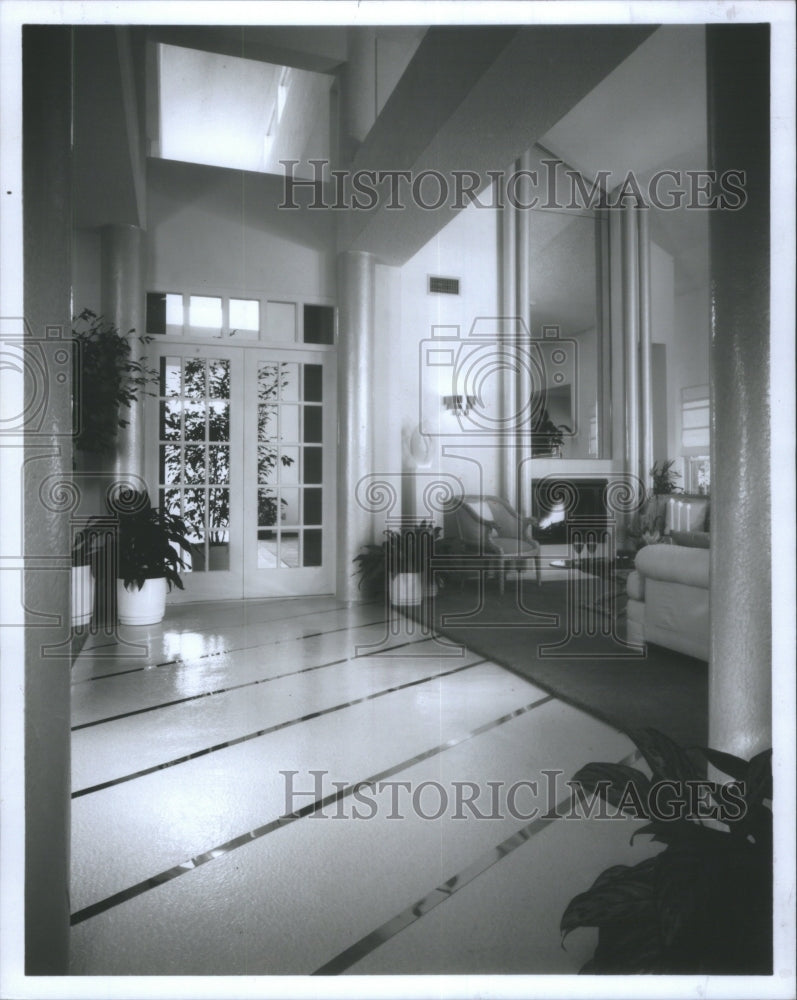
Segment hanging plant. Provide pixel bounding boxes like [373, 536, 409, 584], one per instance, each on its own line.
[72, 308, 158, 454]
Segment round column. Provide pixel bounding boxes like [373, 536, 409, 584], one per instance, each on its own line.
[22, 25, 72, 974]
[707, 26, 770, 757]
[499, 168, 517, 502]
[637, 207, 653, 484]
[101, 223, 146, 484]
[622, 205, 640, 484]
[515, 150, 533, 515]
[336, 251, 376, 601]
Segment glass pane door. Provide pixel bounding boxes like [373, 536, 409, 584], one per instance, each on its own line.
[243, 351, 335, 597]
[149, 346, 243, 601]
[147, 344, 334, 602]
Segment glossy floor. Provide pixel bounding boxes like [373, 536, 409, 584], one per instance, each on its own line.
[69, 595, 657, 976]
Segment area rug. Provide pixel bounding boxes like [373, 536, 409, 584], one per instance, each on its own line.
[413, 577, 708, 748]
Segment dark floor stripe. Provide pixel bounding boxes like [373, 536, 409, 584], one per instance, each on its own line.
[71, 654, 486, 798]
[313, 747, 641, 974]
[71, 612, 389, 684]
[72, 631, 430, 730]
[72, 656, 352, 730]
[70, 688, 553, 926]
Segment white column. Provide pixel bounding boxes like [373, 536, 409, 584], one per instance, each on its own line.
[515, 150, 533, 516]
[101, 223, 146, 485]
[622, 205, 640, 484]
[336, 251, 376, 601]
[706, 26, 771, 758]
[638, 208, 653, 483]
[22, 24, 72, 973]
[499, 167, 518, 502]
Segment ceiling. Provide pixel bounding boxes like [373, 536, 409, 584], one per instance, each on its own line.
[536, 24, 709, 308]
[72, 21, 709, 304]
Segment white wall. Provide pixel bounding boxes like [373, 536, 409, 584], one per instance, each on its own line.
[650, 240, 710, 477]
[72, 159, 338, 324]
[146, 158, 336, 301]
[673, 284, 711, 452]
[567, 326, 598, 459]
[650, 240, 676, 464]
[390, 194, 503, 511]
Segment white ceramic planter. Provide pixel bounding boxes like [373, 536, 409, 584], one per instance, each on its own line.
[116, 577, 167, 625]
[389, 572, 423, 607]
[71, 565, 95, 626]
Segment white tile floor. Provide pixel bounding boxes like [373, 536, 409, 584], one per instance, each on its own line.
[69, 594, 660, 976]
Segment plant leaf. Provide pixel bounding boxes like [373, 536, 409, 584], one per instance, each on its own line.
[561, 858, 656, 937]
[627, 728, 701, 783]
[570, 762, 651, 813]
[697, 746, 749, 782]
[586, 911, 662, 973]
[745, 749, 773, 807]
[654, 847, 706, 949]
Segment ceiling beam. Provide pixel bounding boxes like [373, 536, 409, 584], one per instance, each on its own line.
[73, 26, 144, 229]
[337, 24, 658, 265]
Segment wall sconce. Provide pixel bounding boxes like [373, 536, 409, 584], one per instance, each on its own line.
[442, 395, 477, 416]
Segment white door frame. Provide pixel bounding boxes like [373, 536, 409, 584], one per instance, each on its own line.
[145, 340, 336, 602]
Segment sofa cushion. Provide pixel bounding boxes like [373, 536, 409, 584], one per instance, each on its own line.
[670, 530, 710, 549]
[635, 543, 710, 588]
[644, 579, 710, 661]
[626, 569, 645, 601]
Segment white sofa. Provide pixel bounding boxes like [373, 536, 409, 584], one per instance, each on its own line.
[626, 543, 710, 661]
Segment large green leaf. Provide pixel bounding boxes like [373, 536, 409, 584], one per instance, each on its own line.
[745, 749, 773, 808]
[654, 847, 707, 949]
[563, 733, 774, 976]
[630, 818, 730, 849]
[697, 745, 750, 782]
[585, 911, 662, 973]
[561, 858, 656, 938]
[570, 762, 651, 813]
[627, 728, 702, 783]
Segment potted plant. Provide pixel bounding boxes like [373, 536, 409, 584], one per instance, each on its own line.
[114, 491, 192, 625]
[354, 521, 442, 606]
[561, 728, 772, 974]
[628, 459, 683, 547]
[72, 309, 158, 455]
[71, 528, 96, 627]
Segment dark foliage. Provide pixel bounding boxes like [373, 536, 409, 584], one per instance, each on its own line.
[561, 728, 772, 974]
[531, 408, 572, 456]
[73, 309, 158, 454]
[353, 521, 443, 593]
[113, 490, 192, 591]
[650, 459, 682, 496]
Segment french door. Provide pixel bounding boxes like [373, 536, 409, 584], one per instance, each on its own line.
[147, 343, 336, 601]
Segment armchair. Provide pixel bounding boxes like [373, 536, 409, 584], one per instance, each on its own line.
[443, 495, 542, 592]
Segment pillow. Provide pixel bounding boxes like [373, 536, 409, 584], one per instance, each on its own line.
[670, 530, 710, 549]
[665, 496, 709, 534]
